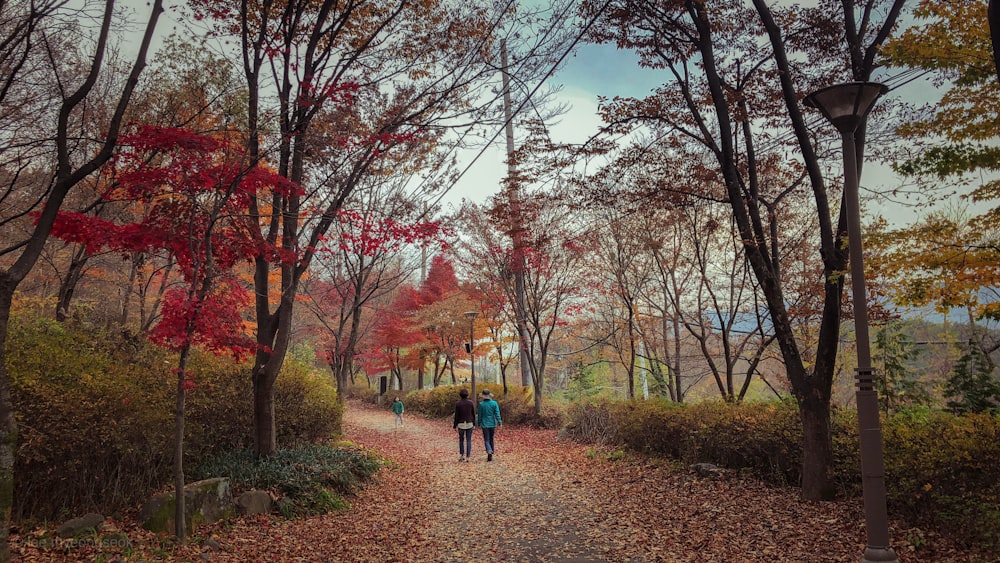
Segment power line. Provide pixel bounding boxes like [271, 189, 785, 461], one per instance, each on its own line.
[419, 0, 616, 213]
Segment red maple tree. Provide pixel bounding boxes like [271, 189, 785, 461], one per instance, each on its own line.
[49, 125, 293, 540]
[308, 208, 448, 398]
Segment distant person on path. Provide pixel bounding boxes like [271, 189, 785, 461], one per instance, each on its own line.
[477, 389, 502, 461]
[453, 388, 476, 462]
[391, 397, 405, 428]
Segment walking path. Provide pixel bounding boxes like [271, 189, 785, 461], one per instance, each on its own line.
[167, 401, 977, 562]
[33, 400, 975, 562]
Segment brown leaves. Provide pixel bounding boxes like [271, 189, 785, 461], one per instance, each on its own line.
[15, 401, 991, 561]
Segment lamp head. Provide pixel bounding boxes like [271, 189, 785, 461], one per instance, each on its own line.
[803, 82, 887, 134]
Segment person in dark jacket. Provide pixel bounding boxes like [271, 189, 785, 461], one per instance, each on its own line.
[477, 389, 502, 461]
[453, 389, 476, 462]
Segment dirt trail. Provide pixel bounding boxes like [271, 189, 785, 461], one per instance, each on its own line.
[151, 400, 982, 562]
[340, 403, 613, 562]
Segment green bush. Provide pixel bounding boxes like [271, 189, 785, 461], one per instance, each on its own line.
[830, 406, 862, 495]
[566, 397, 803, 482]
[9, 317, 174, 520]
[275, 362, 343, 444]
[562, 397, 1000, 553]
[494, 386, 532, 423]
[690, 399, 802, 484]
[191, 444, 380, 516]
[616, 398, 692, 458]
[402, 384, 470, 417]
[7, 314, 343, 521]
[184, 353, 343, 458]
[881, 408, 1000, 550]
[563, 400, 627, 445]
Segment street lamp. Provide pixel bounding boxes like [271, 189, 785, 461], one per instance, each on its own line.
[804, 82, 898, 563]
[464, 311, 479, 399]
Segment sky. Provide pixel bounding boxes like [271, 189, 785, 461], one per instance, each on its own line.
[438, 31, 951, 229]
[439, 43, 661, 211]
[146, 0, 955, 228]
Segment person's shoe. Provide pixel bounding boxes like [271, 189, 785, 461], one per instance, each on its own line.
[487, 453, 492, 462]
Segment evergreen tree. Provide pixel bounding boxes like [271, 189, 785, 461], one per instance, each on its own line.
[566, 359, 599, 401]
[944, 339, 1000, 415]
[874, 321, 931, 414]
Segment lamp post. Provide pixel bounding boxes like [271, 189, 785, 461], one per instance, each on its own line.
[804, 82, 898, 563]
[464, 311, 479, 398]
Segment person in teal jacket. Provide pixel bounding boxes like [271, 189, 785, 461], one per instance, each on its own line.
[391, 397, 404, 428]
[476, 389, 502, 461]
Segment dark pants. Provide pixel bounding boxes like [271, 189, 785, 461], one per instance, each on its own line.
[458, 427, 473, 456]
[482, 426, 496, 454]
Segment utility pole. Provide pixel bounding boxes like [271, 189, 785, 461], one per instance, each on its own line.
[501, 38, 532, 389]
[420, 202, 428, 283]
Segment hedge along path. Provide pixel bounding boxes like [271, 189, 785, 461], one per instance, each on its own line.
[168, 401, 981, 562]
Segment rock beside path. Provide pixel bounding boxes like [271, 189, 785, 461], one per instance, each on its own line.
[138, 477, 233, 534]
[56, 513, 104, 538]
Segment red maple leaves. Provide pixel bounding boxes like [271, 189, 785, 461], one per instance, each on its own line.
[49, 126, 281, 359]
[333, 209, 448, 257]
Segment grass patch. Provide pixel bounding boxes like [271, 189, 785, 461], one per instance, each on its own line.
[192, 444, 381, 516]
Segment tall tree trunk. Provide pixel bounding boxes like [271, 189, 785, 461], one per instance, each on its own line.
[139, 255, 172, 332]
[120, 253, 140, 326]
[660, 303, 676, 402]
[990, 0, 1000, 83]
[253, 371, 277, 456]
[433, 355, 444, 386]
[531, 349, 545, 415]
[250, 270, 295, 457]
[625, 305, 637, 400]
[0, 281, 18, 563]
[671, 294, 683, 402]
[799, 390, 835, 500]
[334, 358, 350, 403]
[336, 303, 365, 399]
[55, 246, 89, 322]
[173, 345, 191, 541]
[331, 307, 363, 404]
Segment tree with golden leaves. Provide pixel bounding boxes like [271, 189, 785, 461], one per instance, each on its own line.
[880, 0, 1000, 363]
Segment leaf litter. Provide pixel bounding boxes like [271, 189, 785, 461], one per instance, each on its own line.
[13, 401, 994, 562]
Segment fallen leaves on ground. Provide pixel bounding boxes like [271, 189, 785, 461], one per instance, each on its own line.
[13, 401, 994, 562]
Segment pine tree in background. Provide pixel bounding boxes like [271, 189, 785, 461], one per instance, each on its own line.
[874, 321, 931, 415]
[944, 339, 1000, 415]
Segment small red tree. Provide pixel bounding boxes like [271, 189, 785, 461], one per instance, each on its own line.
[365, 285, 427, 390]
[50, 125, 289, 540]
[362, 255, 475, 393]
[414, 256, 474, 387]
[308, 208, 446, 400]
